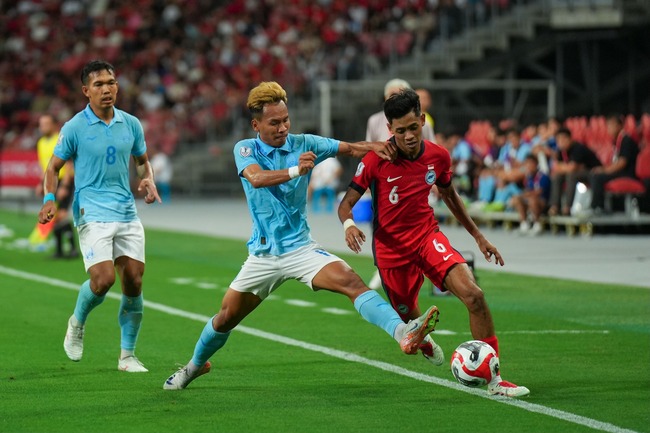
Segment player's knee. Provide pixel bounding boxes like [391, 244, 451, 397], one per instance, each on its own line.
[463, 286, 487, 313]
[91, 274, 116, 294]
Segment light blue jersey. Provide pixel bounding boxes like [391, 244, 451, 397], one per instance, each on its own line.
[54, 105, 146, 226]
[234, 133, 339, 256]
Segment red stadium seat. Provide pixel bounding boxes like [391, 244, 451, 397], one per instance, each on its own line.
[604, 145, 650, 215]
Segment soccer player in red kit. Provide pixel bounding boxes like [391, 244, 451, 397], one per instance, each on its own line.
[338, 88, 530, 398]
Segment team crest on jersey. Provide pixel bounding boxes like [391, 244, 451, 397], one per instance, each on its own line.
[355, 162, 365, 177]
[425, 169, 436, 185]
[239, 146, 252, 157]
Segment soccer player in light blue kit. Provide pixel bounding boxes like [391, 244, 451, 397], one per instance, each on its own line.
[164, 81, 441, 390]
[39, 60, 161, 373]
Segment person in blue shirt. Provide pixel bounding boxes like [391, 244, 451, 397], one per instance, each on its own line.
[163, 81, 441, 390]
[39, 60, 161, 373]
[511, 154, 551, 235]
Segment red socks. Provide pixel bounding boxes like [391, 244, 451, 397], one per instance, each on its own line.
[481, 335, 499, 356]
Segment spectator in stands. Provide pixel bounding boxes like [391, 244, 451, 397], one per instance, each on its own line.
[589, 115, 639, 214]
[366, 78, 434, 142]
[477, 127, 531, 211]
[35, 114, 78, 258]
[512, 154, 551, 236]
[416, 88, 435, 134]
[446, 129, 475, 199]
[530, 119, 558, 175]
[548, 127, 601, 217]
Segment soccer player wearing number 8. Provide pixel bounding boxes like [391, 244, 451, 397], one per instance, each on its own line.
[38, 60, 161, 373]
[338, 89, 529, 397]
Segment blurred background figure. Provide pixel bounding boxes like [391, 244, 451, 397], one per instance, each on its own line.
[416, 88, 435, 134]
[366, 78, 435, 142]
[511, 154, 551, 236]
[548, 127, 601, 217]
[33, 114, 78, 258]
[150, 149, 173, 204]
[308, 155, 343, 214]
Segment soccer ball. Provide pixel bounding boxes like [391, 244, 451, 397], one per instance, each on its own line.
[450, 340, 499, 387]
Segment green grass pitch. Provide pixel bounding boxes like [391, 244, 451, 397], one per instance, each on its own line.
[0, 208, 648, 433]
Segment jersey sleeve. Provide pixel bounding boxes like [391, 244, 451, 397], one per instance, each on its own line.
[130, 117, 147, 157]
[435, 145, 453, 188]
[53, 122, 76, 161]
[233, 140, 259, 176]
[349, 152, 376, 194]
[303, 134, 340, 164]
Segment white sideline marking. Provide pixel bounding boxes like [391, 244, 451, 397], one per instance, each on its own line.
[0, 264, 639, 433]
[321, 307, 353, 315]
[284, 299, 317, 307]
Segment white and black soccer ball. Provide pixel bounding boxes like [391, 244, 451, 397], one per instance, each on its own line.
[450, 340, 499, 388]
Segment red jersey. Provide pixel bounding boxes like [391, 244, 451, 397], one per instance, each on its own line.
[350, 140, 453, 268]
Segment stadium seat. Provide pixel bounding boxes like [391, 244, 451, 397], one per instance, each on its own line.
[604, 145, 650, 215]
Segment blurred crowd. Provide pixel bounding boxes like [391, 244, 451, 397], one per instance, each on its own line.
[1, 0, 513, 155]
[433, 113, 650, 233]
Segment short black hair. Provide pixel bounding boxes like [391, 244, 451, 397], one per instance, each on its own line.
[506, 127, 520, 136]
[556, 127, 572, 137]
[81, 60, 115, 85]
[524, 154, 538, 164]
[383, 88, 421, 123]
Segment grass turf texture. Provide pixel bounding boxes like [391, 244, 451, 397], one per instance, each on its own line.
[0, 208, 648, 433]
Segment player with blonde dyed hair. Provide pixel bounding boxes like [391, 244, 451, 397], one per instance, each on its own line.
[164, 81, 442, 390]
[246, 81, 287, 116]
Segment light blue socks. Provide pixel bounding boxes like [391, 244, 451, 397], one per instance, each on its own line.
[190, 316, 231, 369]
[118, 294, 144, 352]
[73, 280, 105, 324]
[353, 290, 405, 341]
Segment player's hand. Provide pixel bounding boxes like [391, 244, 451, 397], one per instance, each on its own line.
[138, 178, 162, 204]
[298, 151, 317, 175]
[38, 202, 57, 224]
[477, 236, 504, 266]
[344, 225, 366, 254]
[372, 140, 397, 162]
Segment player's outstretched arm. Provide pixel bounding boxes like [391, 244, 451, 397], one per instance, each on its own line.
[242, 151, 316, 188]
[134, 154, 162, 204]
[338, 140, 397, 161]
[337, 187, 366, 254]
[438, 183, 504, 266]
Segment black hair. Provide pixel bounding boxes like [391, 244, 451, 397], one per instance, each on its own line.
[383, 88, 421, 123]
[556, 127, 572, 137]
[506, 127, 520, 136]
[81, 60, 115, 85]
[524, 154, 538, 164]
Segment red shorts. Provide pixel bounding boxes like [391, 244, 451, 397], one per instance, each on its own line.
[377, 230, 465, 320]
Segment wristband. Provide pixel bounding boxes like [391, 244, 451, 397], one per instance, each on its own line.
[43, 193, 56, 204]
[343, 218, 357, 232]
[288, 166, 300, 179]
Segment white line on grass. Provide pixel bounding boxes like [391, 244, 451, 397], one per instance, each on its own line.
[0, 265, 638, 433]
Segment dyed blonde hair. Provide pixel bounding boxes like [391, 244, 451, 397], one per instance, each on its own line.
[247, 82, 288, 119]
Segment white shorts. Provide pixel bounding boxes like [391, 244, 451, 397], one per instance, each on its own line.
[77, 221, 145, 272]
[230, 242, 343, 300]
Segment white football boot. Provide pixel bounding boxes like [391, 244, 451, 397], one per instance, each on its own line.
[63, 315, 85, 361]
[118, 356, 149, 373]
[487, 379, 530, 397]
[164, 361, 212, 390]
[420, 334, 445, 366]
